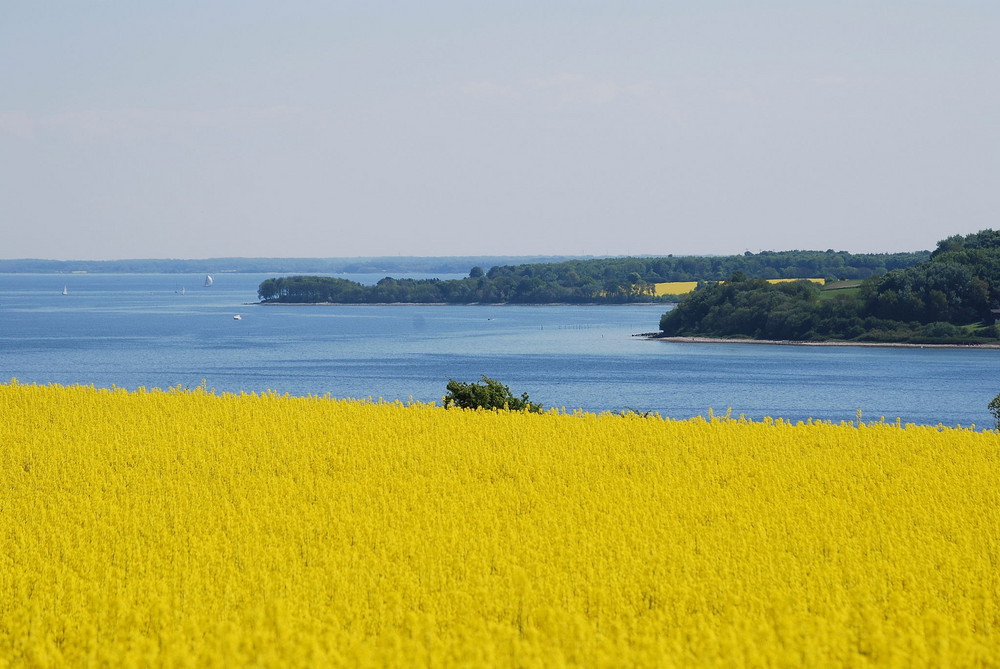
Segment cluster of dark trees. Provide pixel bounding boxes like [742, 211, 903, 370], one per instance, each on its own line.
[257, 271, 659, 304]
[603, 249, 927, 282]
[258, 250, 929, 304]
[443, 376, 543, 413]
[658, 230, 1000, 344]
[479, 250, 927, 286]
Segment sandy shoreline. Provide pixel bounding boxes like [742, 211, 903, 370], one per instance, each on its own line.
[646, 335, 1000, 349]
[257, 301, 634, 307]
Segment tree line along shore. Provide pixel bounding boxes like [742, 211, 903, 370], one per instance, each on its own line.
[256, 249, 926, 305]
[257, 230, 1000, 346]
[656, 230, 1000, 345]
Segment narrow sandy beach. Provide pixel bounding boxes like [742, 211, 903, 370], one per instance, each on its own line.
[648, 336, 1000, 349]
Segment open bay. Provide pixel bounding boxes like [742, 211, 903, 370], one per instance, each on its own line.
[2, 273, 999, 428]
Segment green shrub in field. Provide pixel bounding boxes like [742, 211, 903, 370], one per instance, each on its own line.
[443, 376, 543, 413]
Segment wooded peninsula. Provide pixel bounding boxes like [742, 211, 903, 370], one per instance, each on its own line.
[256, 249, 926, 305]
[657, 230, 1000, 345]
[257, 230, 1000, 345]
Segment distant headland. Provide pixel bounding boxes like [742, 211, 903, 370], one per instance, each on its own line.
[654, 230, 1000, 346]
[0, 256, 591, 275]
[255, 250, 928, 305]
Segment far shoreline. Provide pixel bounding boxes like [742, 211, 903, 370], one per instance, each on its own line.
[256, 301, 669, 307]
[646, 335, 1000, 350]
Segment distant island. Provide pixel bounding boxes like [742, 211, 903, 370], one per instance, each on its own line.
[655, 230, 1000, 345]
[0, 255, 591, 275]
[256, 250, 928, 305]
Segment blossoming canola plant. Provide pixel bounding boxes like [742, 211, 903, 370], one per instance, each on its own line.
[1, 382, 998, 667]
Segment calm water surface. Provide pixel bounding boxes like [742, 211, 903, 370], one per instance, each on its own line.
[2, 273, 998, 427]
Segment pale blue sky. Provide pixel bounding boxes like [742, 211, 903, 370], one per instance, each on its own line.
[2, 1, 997, 260]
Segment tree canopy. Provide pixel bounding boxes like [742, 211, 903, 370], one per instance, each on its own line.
[658, 230, 1000, 345]
[258, 249, 929, 304]
[443, 376, 543, 413]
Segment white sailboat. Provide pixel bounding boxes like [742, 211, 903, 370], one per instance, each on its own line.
[204, 275, 214, 287]
[62, 285, 68, 295]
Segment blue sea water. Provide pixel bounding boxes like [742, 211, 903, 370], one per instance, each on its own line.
[2, 272, 999, 428]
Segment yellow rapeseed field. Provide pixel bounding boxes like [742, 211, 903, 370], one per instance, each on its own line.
[653, 281, 701, 297]
[654, 279, 825, 297]
[1, 381, 998, 667]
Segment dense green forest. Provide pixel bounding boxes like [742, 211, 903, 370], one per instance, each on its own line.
[658, 230, 1000, 344]
[257, 250, 928, 304]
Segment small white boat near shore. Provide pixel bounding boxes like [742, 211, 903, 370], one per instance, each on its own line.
[233, 314, 242, 320]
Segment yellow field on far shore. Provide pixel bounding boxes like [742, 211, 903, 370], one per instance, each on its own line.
[653, 280, 700, 295]
[654, 278, 825, 296]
